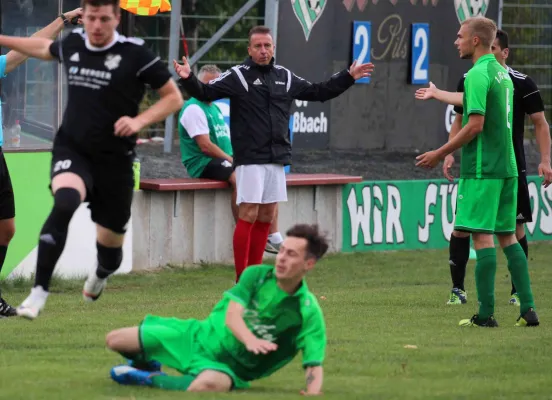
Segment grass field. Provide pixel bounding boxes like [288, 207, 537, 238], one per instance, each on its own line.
[1, 243, 552, 400]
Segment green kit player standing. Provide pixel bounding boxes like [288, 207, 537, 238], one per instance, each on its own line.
[106, 223, 328, 394]
[416, 16, 538, 327]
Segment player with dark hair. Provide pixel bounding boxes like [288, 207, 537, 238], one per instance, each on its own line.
[0, 0, 183, 320]
[416, 28, 551, 307]
[174, 25, 374, 283]
[0, 7, 85, 317]
[416, 17, 539, 327]
[107, 223, 329, 394]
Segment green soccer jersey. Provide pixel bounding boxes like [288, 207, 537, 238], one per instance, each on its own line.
[178, 98, 233, 178]
[198, 265, 327, 382]
[460, 54, 517, 179]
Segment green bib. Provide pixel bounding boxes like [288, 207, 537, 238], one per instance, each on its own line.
[178, 98, 233, 178]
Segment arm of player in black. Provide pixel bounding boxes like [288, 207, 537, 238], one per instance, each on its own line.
[115, 47, 184, 137]
[4, 8, 83, 74]
[173, 57, 238, 102]
[0, 36, 55, 61]
[289, 60, 374, 102]
[414, 81, 464, 106]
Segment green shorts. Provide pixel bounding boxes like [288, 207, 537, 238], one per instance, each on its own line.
[454, 177, 518, 234]
[139, 315, 250, 390]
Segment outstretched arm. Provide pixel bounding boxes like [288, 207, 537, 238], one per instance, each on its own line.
[415, 82, 463, 106]
[174, 57, 238, 102]
[300, 366, 323, 396]
[0, 36, 54, 62]
[4, 8, 83, 73]
[290, 60, 374, 102]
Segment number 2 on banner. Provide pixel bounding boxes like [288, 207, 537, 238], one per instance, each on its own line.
[352, 21, 371, 84]
[411, 23, 429, 84]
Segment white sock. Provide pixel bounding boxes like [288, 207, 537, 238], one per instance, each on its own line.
[268, 232, 283, 244]
[28, 286, 49, 303]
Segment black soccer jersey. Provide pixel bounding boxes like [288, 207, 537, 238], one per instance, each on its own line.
[453, 66, 545, 173]
[49, 28, 172, 154]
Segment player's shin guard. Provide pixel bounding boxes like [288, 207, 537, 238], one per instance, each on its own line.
[151, 374, 196, 391]
[248, 221, 271, 266]
[233, 219, 253, 281]
[449, 234, 470, 291]
[504, 243, 535, 315]
[35, 188, 81, 291]
[475, 247, 497, 319]
[96, 242, 123, 279]
[511, 235, 529, 295]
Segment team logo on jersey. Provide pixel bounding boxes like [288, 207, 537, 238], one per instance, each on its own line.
[104, 54, 122, 71]
[291, 0, 327, 41]
[454, 0, 490, 23]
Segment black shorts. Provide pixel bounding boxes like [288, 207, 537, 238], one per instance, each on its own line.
[516, 173, 532, 224]
[51, 142, 134, 234]
[199, 158, 233, 181]
[0, 149, 15, 220]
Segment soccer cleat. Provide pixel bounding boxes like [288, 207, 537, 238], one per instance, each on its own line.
[0, 297, 17, 318]
[83, 270, 107, 302]
[446, 288, 467, 305]
[509, 293, 520, 306]
[16, 287, 49, 320]
[110, 365, 165, 386]
[515, 308, 539, 327]
[127, 358, 162, 372]
[265, 241, 281, 254]
[459, 314, 499, 327]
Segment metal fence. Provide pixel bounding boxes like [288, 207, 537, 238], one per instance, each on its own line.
[501, 0, 552, 136]
[132, 3, 264, 139]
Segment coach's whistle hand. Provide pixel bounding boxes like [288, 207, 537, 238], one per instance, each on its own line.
[348, 60, 375, 80]
[173, 57, 191, 79]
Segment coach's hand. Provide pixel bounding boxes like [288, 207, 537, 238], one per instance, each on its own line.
[173, 56, 191, 79]
[539, 161, 552, 188]
[349, 60, 374, 80]
[416, 150, 442, 169]
[245, 337, 278, 355]
[415, 82, 437, 101]
[443, 154, 455, 182]
[114, 116, 144, 137]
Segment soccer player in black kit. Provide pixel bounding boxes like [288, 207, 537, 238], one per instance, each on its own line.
[0, 0, 183, 320]
[415, 29, 552, 306]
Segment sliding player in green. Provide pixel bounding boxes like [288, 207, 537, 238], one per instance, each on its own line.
[106, 223, 328, 393]
[416, 17, 538, 327]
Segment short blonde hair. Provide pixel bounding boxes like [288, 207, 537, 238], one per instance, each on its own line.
[461, 17, 498, 48]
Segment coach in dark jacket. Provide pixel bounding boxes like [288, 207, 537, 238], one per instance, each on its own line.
[174, 25, 374, 283]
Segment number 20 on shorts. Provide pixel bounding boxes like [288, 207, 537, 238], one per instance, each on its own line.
[410, 23, 430, 85]
[352, 21, 371, 85]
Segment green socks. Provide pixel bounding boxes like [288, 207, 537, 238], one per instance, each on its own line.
[475, 247, 497, 319]
[504, 243, 535, 314]
[151, 374, 196, 391]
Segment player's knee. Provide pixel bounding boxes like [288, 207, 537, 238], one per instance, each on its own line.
[238, 203, 258, 223]
[53, 187, 82, 217]
[40, 188, 81, 240]
[0, 220, 15, 245]
[452, 230, 470, 239]
[257, 203, 276, 223]
[105, 330, 121, 350]
[187, 379, 228, 392]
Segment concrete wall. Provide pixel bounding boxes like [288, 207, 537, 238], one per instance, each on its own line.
[132, 185, 344, 270]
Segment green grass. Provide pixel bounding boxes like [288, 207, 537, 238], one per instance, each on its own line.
[2, 243, 552, 400]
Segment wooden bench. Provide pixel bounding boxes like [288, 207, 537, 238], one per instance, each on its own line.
[132, 173, 363, 270]
[140, 173, 363, 191]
